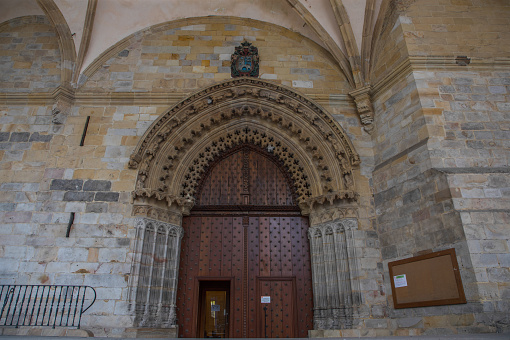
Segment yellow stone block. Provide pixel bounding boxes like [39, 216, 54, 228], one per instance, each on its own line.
[95, 169, 120, 181]
[112, 180, 135, 192]
[109, 64, 130, 72]
[42, 62, 58, 69]
[13, 61, 32, 69]
[23, 150, 49, 162]
[120, 170, 137, 181]
[422, 108, 443, 115]
[87, 248, 99, 262]
[121, 136, 139, 146]
[31, 142, 50, 151]
[73, 169, 96, 179]
[16, 171, 44, 182]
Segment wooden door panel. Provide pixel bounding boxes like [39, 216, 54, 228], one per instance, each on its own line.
[177, 147, 312, 338]
[258, 278, 296, 338]
[247, 216, 260, 337]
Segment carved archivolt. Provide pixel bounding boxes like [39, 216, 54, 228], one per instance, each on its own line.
[129, 78, 360, 213]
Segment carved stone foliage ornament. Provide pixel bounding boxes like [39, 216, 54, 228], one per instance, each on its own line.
[51, 86, 74, 124]
[349, 85, 374, 133]
[129, 78, 360, 213]
[231, 41, 259, 78]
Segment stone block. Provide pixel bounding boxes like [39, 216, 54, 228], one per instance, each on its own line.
[98, 248, 127, 262]
[95, 192, 120, 202]
[4, 211, 32, 223]
[63, 191, 94, 202]
[0, 132, 9, 142]
[487, 268, 510, 283]
[0, 203, 15, 211]
[84, 274, 128, 288]
[498, 253, 510, 267]
[50, 179, 83, 191]
[397, 317, 423, 328]
[83, 180, 112, 191]
[134, 327, 178, 338]
[78, 213, 100, 224]
[364, 319, 388, 328]
[57, 247, 89, 262]
[86, 202, 108, 213]
[480, 240, 508, 253]
[9, 132, 30, 142]
[403, 188, 421, 204]
[29, 132, 52, 142]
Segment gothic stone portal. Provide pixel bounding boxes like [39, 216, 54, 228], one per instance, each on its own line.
[130, 79, 362, 337]
[176, 145, 314, 338]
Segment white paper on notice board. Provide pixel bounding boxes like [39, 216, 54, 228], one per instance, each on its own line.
[394, 274, 408, 288]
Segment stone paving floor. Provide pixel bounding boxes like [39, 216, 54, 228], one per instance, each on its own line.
[1, 335, 510, 340]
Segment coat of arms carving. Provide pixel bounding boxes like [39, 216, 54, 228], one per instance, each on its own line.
[231, 41, 259, 78]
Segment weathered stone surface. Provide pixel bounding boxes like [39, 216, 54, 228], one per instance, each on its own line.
[83, 180, 112, 191]
[50, 179, 83, 191]
[94, 192, 119, 202]
[9, 132, 30, 142]
[86, 202, 108, 213]
[63, 191, 94, 202]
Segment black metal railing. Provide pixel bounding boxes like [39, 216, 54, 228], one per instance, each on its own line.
[0, 285, 96, 329]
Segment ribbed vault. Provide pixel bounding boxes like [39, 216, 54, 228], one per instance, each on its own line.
[129, 77, 360, 214]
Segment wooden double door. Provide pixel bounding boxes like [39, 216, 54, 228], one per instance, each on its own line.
[176, 146, 313, 338]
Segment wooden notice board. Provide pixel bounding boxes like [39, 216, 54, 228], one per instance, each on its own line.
[388, 248, 466, 309]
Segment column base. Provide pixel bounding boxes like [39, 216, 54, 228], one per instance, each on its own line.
[133, 326, 178, 338]
[309, 329, 361, 338]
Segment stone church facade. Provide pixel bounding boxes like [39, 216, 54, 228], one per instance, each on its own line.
[0, 0, 508, 338]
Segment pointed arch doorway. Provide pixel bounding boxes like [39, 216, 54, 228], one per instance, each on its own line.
[177, 144, 313, 338]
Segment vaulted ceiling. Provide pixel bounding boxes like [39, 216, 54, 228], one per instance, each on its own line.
[0, 0, 387, 89]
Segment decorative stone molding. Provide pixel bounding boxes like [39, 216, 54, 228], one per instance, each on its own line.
[129, 78, 360, 213]
[129, 217, 184, 329]
[51, 86, 74, 124]
[349, 85, 374, 133]
[308, 218, 362, 330]
[308, 202, 358, 226]
[132, 204, 183, 226]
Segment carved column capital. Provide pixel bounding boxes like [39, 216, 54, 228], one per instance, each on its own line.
[51, 86, 75, 124]
[349, 85, 374, 134]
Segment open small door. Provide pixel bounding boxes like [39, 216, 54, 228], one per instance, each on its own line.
[198, 281, 230, 338]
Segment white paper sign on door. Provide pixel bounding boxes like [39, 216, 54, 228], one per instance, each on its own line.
[261, 296, 271, 303]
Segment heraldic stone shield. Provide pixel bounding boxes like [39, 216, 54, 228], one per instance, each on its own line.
[231, 41, 259, 78]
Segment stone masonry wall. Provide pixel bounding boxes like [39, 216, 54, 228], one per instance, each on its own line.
[80, 19, 351, 95]
[403, 0, 510, 59]
[412, 66, 510, 331]
[0, 16, 61, 93]
[369, 0, 510, 334]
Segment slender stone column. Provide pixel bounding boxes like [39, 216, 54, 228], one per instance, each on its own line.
[131, 217, 184, 328]
[308, 218, 361, 330]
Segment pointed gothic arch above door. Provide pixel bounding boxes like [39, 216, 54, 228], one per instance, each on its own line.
[129, 77, 360, 215]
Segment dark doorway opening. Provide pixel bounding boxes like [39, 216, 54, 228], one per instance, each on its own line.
[198, 281, 231, 338]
